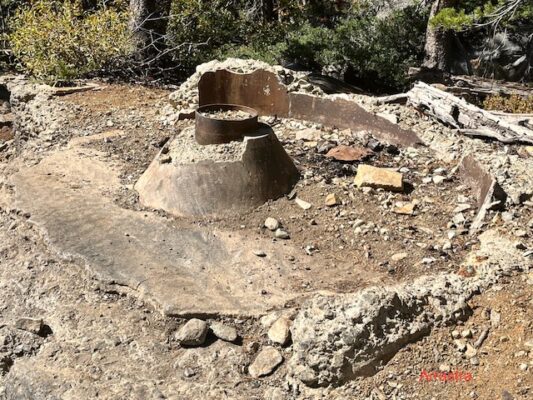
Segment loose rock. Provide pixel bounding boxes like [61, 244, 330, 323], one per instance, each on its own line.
[325, 145, 373, 162]
[354, 165, 404, 192]
[461, 329, 473, 339]
[275, 229, 290, 240]
[176, 319, 208, 346]
[454, 204, 471, 213]
[15, 318, 43, 335]
[489, 311, 501, 328]
[465, 344, 478, 358]
[268, 317, 292, 346]
[295, 198, 312, 210]
[393, 202, 416, 215]
[325, 194, 339, 207]
[433, 175, 446, 184]
[296, 128, 321, 142]
[391, 253, 408, 262]
[249, 347, 283, 378]
[264, 217, 280, 231]
[183, 368, 196, 378]
[210, 322, 238, 343]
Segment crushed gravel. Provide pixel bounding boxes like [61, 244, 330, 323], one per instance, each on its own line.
[168, 126, 246, 164]
[200, 109, 255, 120]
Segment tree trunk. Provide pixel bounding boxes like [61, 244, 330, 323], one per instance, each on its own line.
[262, 0, 275, 21]
[423, 0, 456, 72]
[250, 0, 277, 22]
[129, 0, 172, 61]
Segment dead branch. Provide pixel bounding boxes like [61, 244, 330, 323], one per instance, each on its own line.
[369, 93, 409, 105]
[407, 81, 533, 145]
[448, 75, 532, 98]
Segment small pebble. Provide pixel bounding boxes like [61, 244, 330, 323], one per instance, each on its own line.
[274, 229, 290, 240]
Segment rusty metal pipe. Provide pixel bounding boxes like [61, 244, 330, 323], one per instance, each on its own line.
[195, 104, 259, 145]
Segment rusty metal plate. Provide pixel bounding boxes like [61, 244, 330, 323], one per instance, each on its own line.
[288, 93, 421, 147]
[196, 69, 422, 148]
[460, 154, 506, 210]
[460, 154, 507, 232]
[325, 145, 374, 162]
[198, 69, 290, 116]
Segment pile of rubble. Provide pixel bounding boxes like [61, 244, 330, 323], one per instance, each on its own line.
[360, 100, 533, 206]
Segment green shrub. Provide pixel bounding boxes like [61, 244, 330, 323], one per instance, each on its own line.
[217, 43, 279, 64]
[9, 0, 132, 82]
[164, 1, 428, 90]
[429, 7, 474, 31]
[166, 0, 242, 69]
[283, 5, 429, 91]
[0, 0, 24, 69]
[431, 0, 533, 32]
[338, 6, 429, 90]
[284, 23, 335, 67]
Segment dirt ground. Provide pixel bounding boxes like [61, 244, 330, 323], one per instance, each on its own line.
[0, 82, 531, 399]
[74, 86, 476, 289]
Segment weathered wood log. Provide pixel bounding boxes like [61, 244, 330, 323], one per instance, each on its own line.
[448, 75, 531, 98]
[369, 93, 409, 105]
[50, 84, 100, 96]
[489, 111, 533, 128]
[407, 82, 533, 145]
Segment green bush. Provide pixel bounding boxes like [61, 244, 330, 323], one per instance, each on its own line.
[283, 5, 429, 91]
[430, 7, 474, 31]
[283, 23, 335, 67]
[338, 6, 429, 90]
[166, 1, 428, 91]
[0, 0, 24, 69]
[8, 0, 132, 82]
[166, 0, 242, 69]
[431, 0, 533, 32]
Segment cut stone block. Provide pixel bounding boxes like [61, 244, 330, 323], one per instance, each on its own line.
[354, 164, 404, 192]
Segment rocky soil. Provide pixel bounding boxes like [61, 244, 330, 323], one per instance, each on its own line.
[0, 68, 531, 400]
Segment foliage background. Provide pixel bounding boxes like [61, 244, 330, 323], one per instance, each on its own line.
[165, 0, 429, 91]
[6, 0, 131, 82]
[0, 0, 531, 89]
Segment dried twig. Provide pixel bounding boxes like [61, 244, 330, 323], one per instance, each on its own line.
[474, 327, 490, 349]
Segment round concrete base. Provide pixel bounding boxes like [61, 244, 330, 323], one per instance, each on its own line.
[135, 124, 299, 217]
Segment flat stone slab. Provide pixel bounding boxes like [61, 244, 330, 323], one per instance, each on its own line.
[11, 146, 311, 317]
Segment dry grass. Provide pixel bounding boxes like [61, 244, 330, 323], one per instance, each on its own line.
[483, 94, 533, 113]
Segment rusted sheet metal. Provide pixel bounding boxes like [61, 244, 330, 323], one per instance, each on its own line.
[195, 104, 259, 145]
[325, 145, 373, 162]
[288, 93, 421, 147]
[460, 155, 506, 210]
[460, 154, 506, 232]
[198, 69, 290, 116]
[197, 69, 421, 147]
[136, 126, 299, 217]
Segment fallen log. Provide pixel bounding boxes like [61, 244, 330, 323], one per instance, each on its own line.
[407, 81, 533, 145]
[448, 75, 532, 98]
[489, 111, 533, 129]
[50, 83, 100, 96]
[369, 93, 409, 105]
